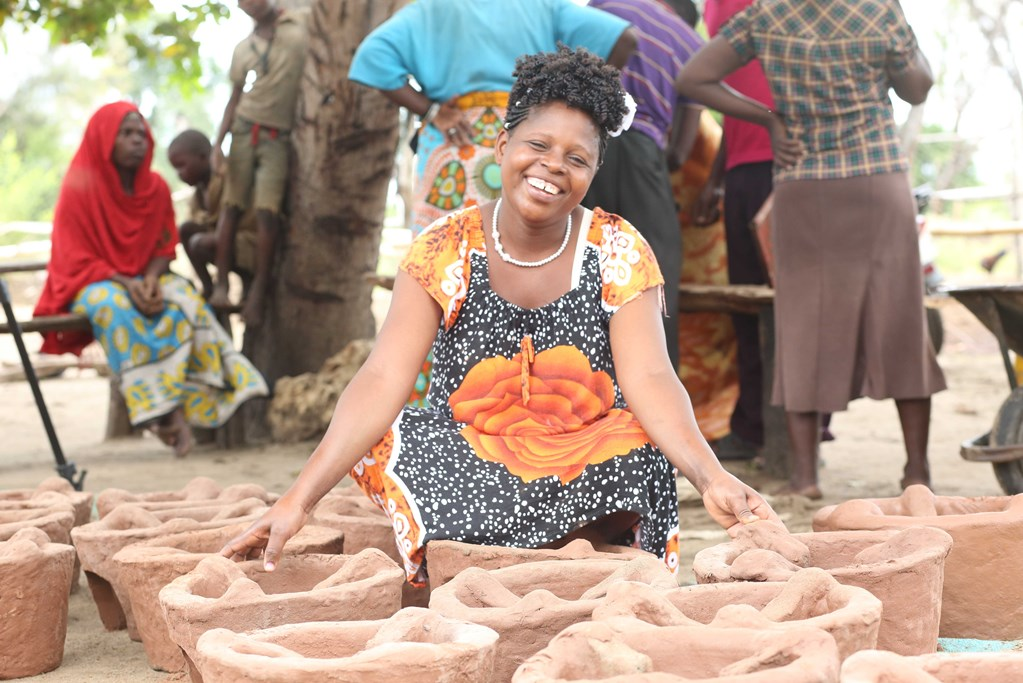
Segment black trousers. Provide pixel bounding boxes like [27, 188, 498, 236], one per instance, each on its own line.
[583, 130, 681, 370]
[723, 161, 773, 445]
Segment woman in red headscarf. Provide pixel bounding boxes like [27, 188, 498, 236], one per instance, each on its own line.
[35, 102, 268, 456]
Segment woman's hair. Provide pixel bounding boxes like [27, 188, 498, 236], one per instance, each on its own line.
[504, 44, 628, 164]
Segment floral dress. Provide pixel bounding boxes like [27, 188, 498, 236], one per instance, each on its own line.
[353, 206, 681, 585]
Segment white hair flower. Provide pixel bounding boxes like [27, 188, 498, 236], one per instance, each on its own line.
[608, 91, 637, 138]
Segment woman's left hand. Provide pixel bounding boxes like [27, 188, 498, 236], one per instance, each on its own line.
[701, 470, 782, 536]
[128, 275, 164, 316]
[433, 98, 474, 148]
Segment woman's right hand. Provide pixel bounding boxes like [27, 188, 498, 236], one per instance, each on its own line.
[691, 182, 723, 227]
[220, 498, 309, 572]
[125, 277, 163, 316]
[767, 115, 803, 170]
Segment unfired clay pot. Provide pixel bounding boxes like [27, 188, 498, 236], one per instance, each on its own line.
[840, 649, 1023, 682]
[813, 486, 1023, 640]
[512, 616, 841, 682]
[0, 493, 76, 545]
[0, 477, 93, 527]
[0, 527, 76, 680]
[692, 527, 953, 656]
[308, 488, 430, 608]
[160, 549, 404, 683]
[112, 522, 345, 672]
[592, 567, 882, 661]
[71, 499, 268, 637]
[96, 477, 276, 518]
[194, 607, 499, 682]
[426, 537, 656, 589]
[430, 556, 677, 682]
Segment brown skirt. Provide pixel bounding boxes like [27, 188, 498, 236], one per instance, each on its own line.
[771, 172, 946, 412]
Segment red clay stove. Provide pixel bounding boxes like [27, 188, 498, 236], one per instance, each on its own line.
[0, 527, 76, 680]
[193, 607, 499, 682]
[840, 649, 1023, 682]
[430, 556, 677, 682]
[512, 617, 841, 682]
[95, 476, 276, 518]
[692, 524, 953, 656]
[592, 567, 882, 661]
[71, 499, 269, 638]
[112, 522, 345, 672]
[813, 485, 1023, 640]
[159, 549, 405, 683]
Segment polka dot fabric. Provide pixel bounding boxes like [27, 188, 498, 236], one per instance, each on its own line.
[354, 206, 680, 585]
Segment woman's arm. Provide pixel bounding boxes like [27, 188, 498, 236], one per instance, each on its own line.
[221, 270, 441, 569]
[381, 85, 474, 149]
[666, 105, 702, 172]
[889, 49, 933, 105]
[676, 36, 803, 169]
[606, 26, 638, 69]
[610, 289, 779, 533]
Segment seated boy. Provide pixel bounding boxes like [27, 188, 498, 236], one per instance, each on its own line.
[167, 130, 258, 300]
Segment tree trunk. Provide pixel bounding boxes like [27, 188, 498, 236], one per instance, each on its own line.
[243, 0, 407, 438]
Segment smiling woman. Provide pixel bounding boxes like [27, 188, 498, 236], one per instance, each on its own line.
[219, 46, 781, 586]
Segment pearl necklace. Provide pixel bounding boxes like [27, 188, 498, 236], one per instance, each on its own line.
[491, 198, 573, 268]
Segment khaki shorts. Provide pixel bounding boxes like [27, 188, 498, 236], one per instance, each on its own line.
[223, 118, 290, 214]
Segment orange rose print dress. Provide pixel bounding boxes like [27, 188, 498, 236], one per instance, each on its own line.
[352, 206, 681, 585]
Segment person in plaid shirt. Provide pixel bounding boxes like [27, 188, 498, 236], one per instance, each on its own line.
[676, 0, 945, 499]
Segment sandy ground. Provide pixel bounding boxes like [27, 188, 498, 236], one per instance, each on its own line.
[0, 295, 1012, 681]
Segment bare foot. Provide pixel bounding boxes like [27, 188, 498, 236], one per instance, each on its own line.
[168, 408, 194, 458]
[771, 481, 823, 501]
[208, 283, 232, 310]
[241, 288, 266, 328]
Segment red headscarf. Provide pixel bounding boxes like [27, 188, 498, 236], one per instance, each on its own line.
[34, 101, 179, 355]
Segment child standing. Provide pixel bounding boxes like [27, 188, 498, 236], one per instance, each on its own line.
[209, 0, 307, 328]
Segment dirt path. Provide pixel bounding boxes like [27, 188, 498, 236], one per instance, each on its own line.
[1, 296, 1011, 681]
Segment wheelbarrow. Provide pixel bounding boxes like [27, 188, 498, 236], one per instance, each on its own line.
[945, 284, 1023, 494]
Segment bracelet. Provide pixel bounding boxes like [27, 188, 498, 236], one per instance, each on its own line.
[421, 102, 441, 126]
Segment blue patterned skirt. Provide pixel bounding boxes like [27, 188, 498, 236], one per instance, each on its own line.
[70, 274, 268, 428]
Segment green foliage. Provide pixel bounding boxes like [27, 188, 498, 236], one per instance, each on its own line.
[0, 131, 62, 221]
[911, 123, 980, 190]
[1, 1, 230, 89]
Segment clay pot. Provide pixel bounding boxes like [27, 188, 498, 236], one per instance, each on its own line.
[592, 567, 881, 661]
[0, 476, 93, 527]
[512, 617, 840, 682]
[0, 492, 77, 545]
[160, 549, 404, 683]
[96, 477, 276, 518]
[194, 607, 499, 682]
[425, 537, 656, 589]
[840, 649, 1023, 682]
[308, 489, 429, 608]
[0, 527, 76, 680]
[692, 527, 953, 656]
[70, 499, 269, 637]
[113, 522, 345, 672]
[813, 486, 1023, 640]
[430, 556, 677, 682]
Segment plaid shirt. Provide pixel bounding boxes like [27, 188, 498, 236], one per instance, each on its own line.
[720, 0, 919, 183]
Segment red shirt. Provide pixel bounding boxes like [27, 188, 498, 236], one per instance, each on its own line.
[704, 0, 775, 170]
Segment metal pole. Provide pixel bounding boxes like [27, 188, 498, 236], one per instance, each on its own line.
[0, 277, 86, 490]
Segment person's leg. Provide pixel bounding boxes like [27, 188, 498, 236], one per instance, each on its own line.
[208, 206, 241, 309]
[723, 162, 772, 447]
[896, 397, 931, 488]
[784, 410, 822, 499]
[181, 222, 217, 299]
[241, 208, 280, 328]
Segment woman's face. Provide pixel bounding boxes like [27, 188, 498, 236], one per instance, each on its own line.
[111, 112, 149, 172]
[495, 102, 600, 226]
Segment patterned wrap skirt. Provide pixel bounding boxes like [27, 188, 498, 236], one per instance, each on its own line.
[71, 273, 268, 427]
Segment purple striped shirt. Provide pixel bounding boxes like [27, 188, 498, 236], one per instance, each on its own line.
[589, 0, 704, 149]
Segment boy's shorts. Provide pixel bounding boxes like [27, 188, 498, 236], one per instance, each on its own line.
[223, 118, 290, 214]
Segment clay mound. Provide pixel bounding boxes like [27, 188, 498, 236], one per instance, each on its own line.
[161, 549, 404, 682]
[430, 556, 676, 682]
[194, 607, 498, 682]
[592, 568, 882, 661]
[814, 486, 1023, 640]
[426, 537, 656, 589]
[840, 649, 1023, 682]
[512, 616, 840, 682]
[693, 527, 952, 656]
[0, 492, 77, 544]
[0, 476, 94, 527]
[112, 523, 345, 672]
[0, 527, 77, 679]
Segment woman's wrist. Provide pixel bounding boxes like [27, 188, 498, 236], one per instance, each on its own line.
[421, 101, 441, 126]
